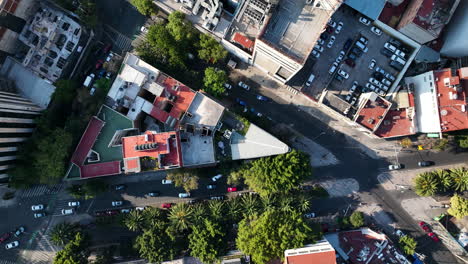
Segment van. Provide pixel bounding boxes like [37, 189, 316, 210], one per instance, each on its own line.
[83, 73, 95, 87]
[355, 41, 367, 52]
[391, 54, 406, 65]
[305, 74, 315, 86]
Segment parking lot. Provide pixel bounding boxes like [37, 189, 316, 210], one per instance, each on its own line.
[304, 5, 413, 111]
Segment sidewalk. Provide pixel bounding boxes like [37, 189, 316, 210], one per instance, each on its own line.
[230, 64, 399, 160]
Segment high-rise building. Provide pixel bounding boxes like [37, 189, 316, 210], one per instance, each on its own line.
[0, 77, 42, 182]
[440, 0, 468, 58]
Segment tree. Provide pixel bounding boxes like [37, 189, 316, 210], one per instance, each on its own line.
[124, 210, 145, 232]
[146, 23, 187, 69]
[134, 223, 176, 263]
[242, 150, 312, 196]
[54, 232, 89, 264]
[34, 128, 73, 184]
[398, 235, 417, 255]
[295, 194, 311, 213]
[400, 137, 412, 148]
[142, 207, 166, 227]
[241, 194, 261, 217]
[414, 172, 439, 196]
[167, 11, 195, 43]
[450, 167, 468, 192]
[168, 203, 193, 232]
[76, 0, 97, 28]
[166, 170, 199, 192]
[189, 219, 226, 264]
[81, 179, 109, 199]
[350, 211, 365, 228]
[203, 67, 227, 97]
[130, 0, 157, 16]
[448, 194, 468, 219]
[50, 222, 81, 246]
[435, 169, 452, 192]
[236, 210, 312, 263]
[456, 134, 468, 148]
[198, 34, 228, 64]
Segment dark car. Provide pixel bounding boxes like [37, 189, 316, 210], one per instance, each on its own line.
[95, 59, 104, 70]
[114, 184, 126, 191]
[390, 60, 404, 71]
[148, 191, 160, 197]
[0, 232, 11, 243]
[343, 39, 352, 50]
[351, 47, 363, 56]
[400, 45, 411, 53]
[106, 210, 119, 216]
[326, 26, 334, 33]
[236, 98, 247, 106]
[320, 33, 329, 40]
[348, 53, 357, 60]
[418, 161, 433, 167]
[372, 72, 384, 80]
[94, 211, 107, 217]
[345, 59, 356, 68]
[380, 48, 393, 58]
[103, 44, 112, 53]
[389, 38, 402, 47]
[256, 95, 270, 102]
[335, 75, 344, 82]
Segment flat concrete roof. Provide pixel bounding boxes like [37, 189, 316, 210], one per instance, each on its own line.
[180, 132, 216, 167]
[260, 0, 339, 62]
[183, 93, 224, 129]
[345, 0, 386, 20]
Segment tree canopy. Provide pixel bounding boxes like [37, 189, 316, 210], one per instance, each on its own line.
[130, 0, 157, 16]
[350, 211, 365, 228]
[54, 232, 89, 264]
[398, 235, 417, 255]
[203, 67, 227, 97]
[50, 222, 81, 246]
[198, 34, 228, 64]
[414, 172, 439, 197]
[167, 12, 195, 43]
[241, 150, 312, 196]
[448, 194, 468, 219]
[189, 218, 226, 263]
[134, 223, 176, 263]
[166, 170, 199, 193]
[236, 209, 312, 263]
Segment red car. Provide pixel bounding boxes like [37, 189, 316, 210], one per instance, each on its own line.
[103, 44, 112, 54]
[227, 187, 237, 192]
[95, 59, 104, 70]
[0, 232, 11, 243]
[326, 26, 334, 34]
[345, 58, 356, 68]
[428, 232, 440, 242]
[419, 221, 431, 232]
[162, 203, 172, 209]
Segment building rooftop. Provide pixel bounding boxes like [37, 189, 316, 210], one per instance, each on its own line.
[434, 68, 468, 132]
[259, 0, 341, 63]
[378, 0, 411, 28]
[344, 0, 386, 20]
[284, 239, 337, 264]
[182, 92, 224, 129]
[354, 93, 392, 132]
[230, 124, 289, 160]
[410, 0, 459, 35]
[326, 228, 409, 264]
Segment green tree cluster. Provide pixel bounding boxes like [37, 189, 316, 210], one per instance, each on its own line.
[398, 235, 417, 255]
[349, 211, 365, 228]
[54, 232, 89, 264]
[189, 218, 226, 263]
[198, 34, 228, 64]
[203, 67, 227, 97]
[414, 167, 468, 197]
[76, 0, 98, 28]
[166, 170, 199, 193]
[66, 179, 109, 200]
[50, 222, 82, 246]
[130, 0, 157, 16]
[448, 194, 468, 219]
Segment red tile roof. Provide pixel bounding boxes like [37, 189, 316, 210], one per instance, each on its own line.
[378, 0, 411, 27]
[375, 92, 416, 138]
[149, 75, 195, 125]
[71, 117, 104, 166]
[125, 158, 139, 170]
[286, 251, 336, 264]
[233, 33, 255, 50]
[434, 69, 468, 132]
[355, 96, 392, 132]
[80, 161, 121, 178]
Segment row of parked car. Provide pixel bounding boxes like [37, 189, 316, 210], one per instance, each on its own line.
[381, 38, 411, 72]
[0, 226, 25, 250]
[312, 19, 344, 58]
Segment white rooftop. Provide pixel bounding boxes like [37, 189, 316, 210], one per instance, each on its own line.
[405, 71, 441, 133]
[230, 124, 289, 160]
[183, 93, 224, 129]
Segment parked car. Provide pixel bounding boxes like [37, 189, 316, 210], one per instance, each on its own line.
[207, 184, 216, 190]
[224, 83, 232, 90]
[212, 174, 223, 182]
[317, 38, 325, 45]
[359, 17, 371, 26]
[385, 73, 396, 82]
[250, 107, 263, 117]
[359, 36, 369, 45]
[103, 44, 112, 53]
[375, 67, 386, 76]
[148, 191, 160, 197]
[178, 193, 191, 198]
[336, 50, 345, 63]
[320, 33, 329, 40]
[311, 49, 320, 58]
[61, 208, 74, 215]
[304, 212, 316, 218]
[210, 196, 224, 200]
[106, 72, 112, 79]
[419, 221, 431, 232]
[335, 22, 344, 34]
[135, 206, 147, 211]
[114, 184, 126, 191]
[366, 83, 376, 91]
[329, 62, 338, 74]
[314, 44, 324, 53]
[111, 201, 123, 207]
[238, 81, 250, 90]
[227, 187, 238, 192]
[105, 52, 114, 62]
[14, 227, 25, 237]
[161, 179, 173, 184]
[161, 203, 172, 209]
[5, 241, 19, 250]
[388, 164, 401, 170]
[343, 39, 352, 50]
[34, 213, 46, 218]
[68, 201, 80, 207]
[236, 98, 247, 107]
[327, 20, 336, 28]
[382, 78, 392, 86]
[380, 48, 393, 58]
[369, 59, 376, 70]
[428, 232, 440, 242]
[337, 69, 349, 79]
[384, 43, 397, 52]
[0, 233, 11, 243]
[31, 204, 44, 211]
[345, 58, 355, 68]
[389, 60, 404, 71]
[95, 59, 104, 70]
[335, 74, 344, 82]
[418, 161, 433, 167]
[327, 36, 336, 48]
[395, 49, 406, 58]
[371, 26, 382, 35]
[121, 209, 131, 213]
[140, 26, 149, 33]
[389, 38, 402, 47]
[256, 95, 270, 101]
[351, 47, 363, 57]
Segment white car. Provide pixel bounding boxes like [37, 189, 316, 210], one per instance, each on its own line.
[369, 59, 376, 69]
[105, 53, 114, 62]
[371, 26, 382, 36]
[238, 81, 250, 91]
[395, 49, 406, 58]
[5, 241, 19, 250]
[384, 43, 397, 52]
[317, 38, 325, 45]
[34, 213, 45, 218]
[385, 73, 396, 82]
[327, 20, 336, 28]
[211, 174, 223, 182]
[161, 179, 173, 184]
[382, 78, 392, 86]
[369, 78, 382, 87]
[223, 83, 232, 90]
[207, 184, 216, 190]
[68, 201, 80, 207]
[359, 17, 371, 26]
[337, 69, 349, 79]
[111, 201, 123, 207]
[377, 89, 386, 96]
[359, 36, 368, 45]
[121, 209, 131, 213]
[329, 62, 338, 74]
[366, 83, 376, 91]
[140, 26, 149, 33]
[31, 204, 44, 211]
[61, 208, 74, 215]
[375, 67, 386, 75]
[327, 36, 336, 48]
[335, 22, 343, 34]
[314, 44, 324, 53]
[336, 50, 345, 63]
[304, 212, 316, 218]
[388, 164, 402, 170]
[382, 85, 390, 92]
[350, 97, 357, 105]
[350, 81, 358, 93]
[311, 49, 320, 58]
[178, 193, 190, 198]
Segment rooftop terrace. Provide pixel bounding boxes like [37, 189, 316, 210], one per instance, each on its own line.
[354, 93, 392, 132]
[411, 0, 459, 35]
